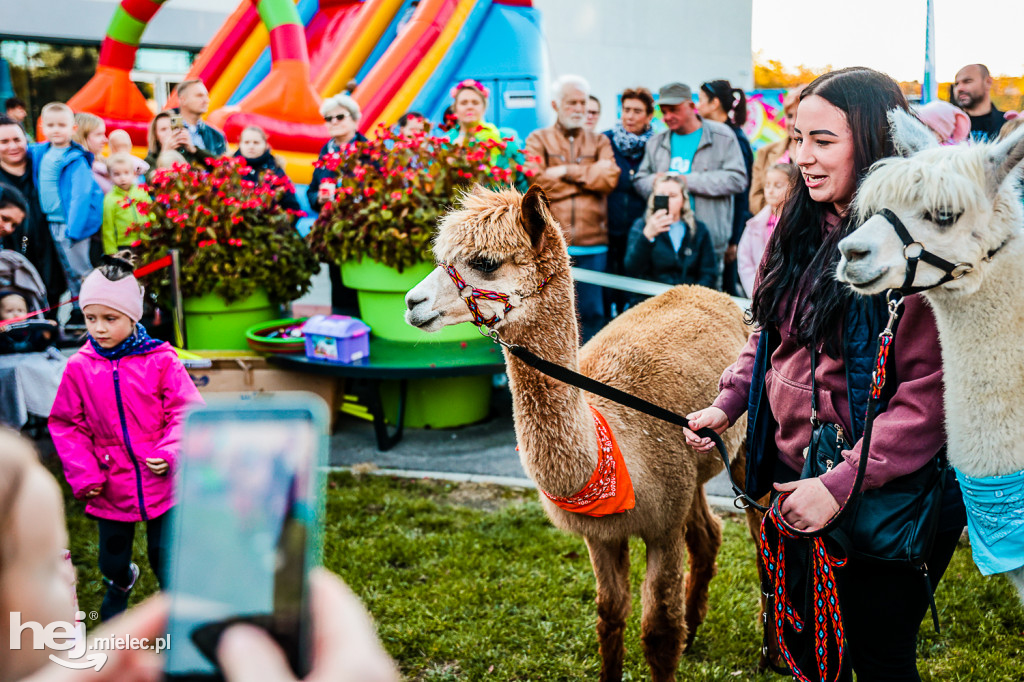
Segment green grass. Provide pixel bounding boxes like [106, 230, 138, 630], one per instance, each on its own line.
[59, 468, 1023, 681]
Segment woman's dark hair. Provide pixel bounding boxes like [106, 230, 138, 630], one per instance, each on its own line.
[398, 111, 424, 128]
[0, 183, 28, 214]
[620, 87, 655, 116]
[701, 80, 747, 127]
[750, 67, 911, 355]
[98, 250, 136, 281]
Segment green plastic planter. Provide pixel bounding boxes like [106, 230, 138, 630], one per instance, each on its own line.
[341, 258, 480, 342]
[380, 375, 492, 429]
[182, 290, 278, 351]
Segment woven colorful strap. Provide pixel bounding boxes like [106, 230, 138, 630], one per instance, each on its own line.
[761, 495, 847, 682]
[441, 263, 554, 329]
[869, 333, 893, 400]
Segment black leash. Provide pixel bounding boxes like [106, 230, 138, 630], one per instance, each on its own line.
[504, 343, 769, 512]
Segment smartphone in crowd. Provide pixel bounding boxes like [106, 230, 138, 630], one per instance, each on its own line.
[169, 114, 184, 131]
[163, 395, 327, 681]
[653, 194, 670, 213]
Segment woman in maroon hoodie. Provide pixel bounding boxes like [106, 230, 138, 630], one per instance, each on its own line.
[685, 68, 965, 680]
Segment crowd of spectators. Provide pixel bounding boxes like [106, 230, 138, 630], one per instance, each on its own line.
[2, 61, 1020, 342]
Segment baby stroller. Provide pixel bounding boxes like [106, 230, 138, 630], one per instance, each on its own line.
[0, 250, 66, 432]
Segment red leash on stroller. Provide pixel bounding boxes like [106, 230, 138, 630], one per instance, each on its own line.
[0, 255, 173, 328]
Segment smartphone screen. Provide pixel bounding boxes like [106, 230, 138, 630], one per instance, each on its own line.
[163, 398, 326, 680]
[653, 194, 670, 213]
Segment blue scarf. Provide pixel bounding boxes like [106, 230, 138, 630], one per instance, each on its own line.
[610, 122, 653, 161]
[88, 323, 165, 360]
[956, 468, 1024, 576]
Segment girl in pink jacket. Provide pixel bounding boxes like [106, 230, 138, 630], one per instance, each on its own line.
[49, 252, 203, 620]
[736, 162, 798, 296]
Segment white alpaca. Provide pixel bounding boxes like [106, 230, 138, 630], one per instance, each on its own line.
[836, 111, 1024, 604]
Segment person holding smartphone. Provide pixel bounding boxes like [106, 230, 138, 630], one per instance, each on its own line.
[623, 173, 717, 291]
[142, 112, 214, 174]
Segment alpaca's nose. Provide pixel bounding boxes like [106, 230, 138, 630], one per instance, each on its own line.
[839, 239, 872, 264]
[405, 293, 427, 310]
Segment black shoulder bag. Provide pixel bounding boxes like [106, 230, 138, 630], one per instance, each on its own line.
[804, 347, 947, 569]
[801, 345, 947, 641]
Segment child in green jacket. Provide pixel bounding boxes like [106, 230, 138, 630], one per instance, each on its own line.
[101, 153, 150, 254]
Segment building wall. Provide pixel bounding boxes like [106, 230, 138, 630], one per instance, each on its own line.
[532, 0, 753, 132]
[0, 0, 238, 50]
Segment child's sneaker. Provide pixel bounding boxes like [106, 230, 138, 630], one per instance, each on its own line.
[108, 561, 140, 593]
[100, 562, 140, 621]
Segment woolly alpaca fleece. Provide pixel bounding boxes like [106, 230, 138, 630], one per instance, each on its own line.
[836, 109, 1024, 602]
[406, 185, 756, 680]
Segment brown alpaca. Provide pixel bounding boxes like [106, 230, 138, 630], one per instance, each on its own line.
[405, 186, 750, 681]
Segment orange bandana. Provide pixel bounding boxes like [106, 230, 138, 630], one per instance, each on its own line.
[542, 406, 635, 517]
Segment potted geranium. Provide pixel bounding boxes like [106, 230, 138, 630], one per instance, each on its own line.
[306, 125, 531, 342]
[132, 158, 320, 350]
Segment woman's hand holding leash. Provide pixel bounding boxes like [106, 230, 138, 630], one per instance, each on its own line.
[684, 407, 729, 452]
[774, 479, 840, 530]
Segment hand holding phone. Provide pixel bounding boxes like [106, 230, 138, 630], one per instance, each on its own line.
[164, 396, 327, 680]
[217, 570, 399, 682]
[653, 194, 670, 214]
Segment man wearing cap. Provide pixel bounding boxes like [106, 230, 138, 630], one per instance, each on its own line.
[634, 83, 747, 286]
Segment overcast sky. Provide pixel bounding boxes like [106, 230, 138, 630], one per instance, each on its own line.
[751, 0, 1023, 82]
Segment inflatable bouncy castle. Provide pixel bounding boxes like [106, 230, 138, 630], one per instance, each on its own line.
[68, 0, 549, 183]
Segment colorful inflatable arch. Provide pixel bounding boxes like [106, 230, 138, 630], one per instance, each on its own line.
[67, 0, 548, 184]
[68, 0, 323, 160]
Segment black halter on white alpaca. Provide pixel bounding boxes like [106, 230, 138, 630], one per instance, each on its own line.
[875, 207, 989, 295]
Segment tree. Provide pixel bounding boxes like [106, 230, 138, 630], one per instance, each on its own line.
[753, 51, 831, 89]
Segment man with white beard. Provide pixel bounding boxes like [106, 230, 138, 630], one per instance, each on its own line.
[526, 74, 620, 342]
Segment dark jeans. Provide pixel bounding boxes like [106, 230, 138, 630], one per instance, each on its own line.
[773, 463, 965, 680]
[603, 232, 630, 318]
[721, 257, 741, 296]
[97, 513, 168, 620]
[571, 250, 607, 344]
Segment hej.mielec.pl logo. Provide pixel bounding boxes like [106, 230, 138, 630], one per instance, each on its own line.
[9, 611, 171, 671]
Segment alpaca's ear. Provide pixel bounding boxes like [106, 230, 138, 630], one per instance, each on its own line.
[984, 125, 1024, 196]
[888, 108, 939, 157]
[520, 184, 550, 253]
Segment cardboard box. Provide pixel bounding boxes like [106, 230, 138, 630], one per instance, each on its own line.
[185, 353, 340, 429]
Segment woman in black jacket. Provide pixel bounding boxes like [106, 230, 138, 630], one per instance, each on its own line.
[234, 125, 301, 214]
[603, 87, 655, 315]
[624, 174, 717, 290]
[698, 80, 754, 295]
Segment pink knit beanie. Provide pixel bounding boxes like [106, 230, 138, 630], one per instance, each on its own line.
[79, 269, 144, 323]
[917, 101, 971, 145]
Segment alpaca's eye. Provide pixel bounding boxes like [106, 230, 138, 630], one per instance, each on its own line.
[924, 208, 961, 228]
[469, 258, 502, 274]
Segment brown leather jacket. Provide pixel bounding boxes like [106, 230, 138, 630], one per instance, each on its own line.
[525, 123, 619, 246]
